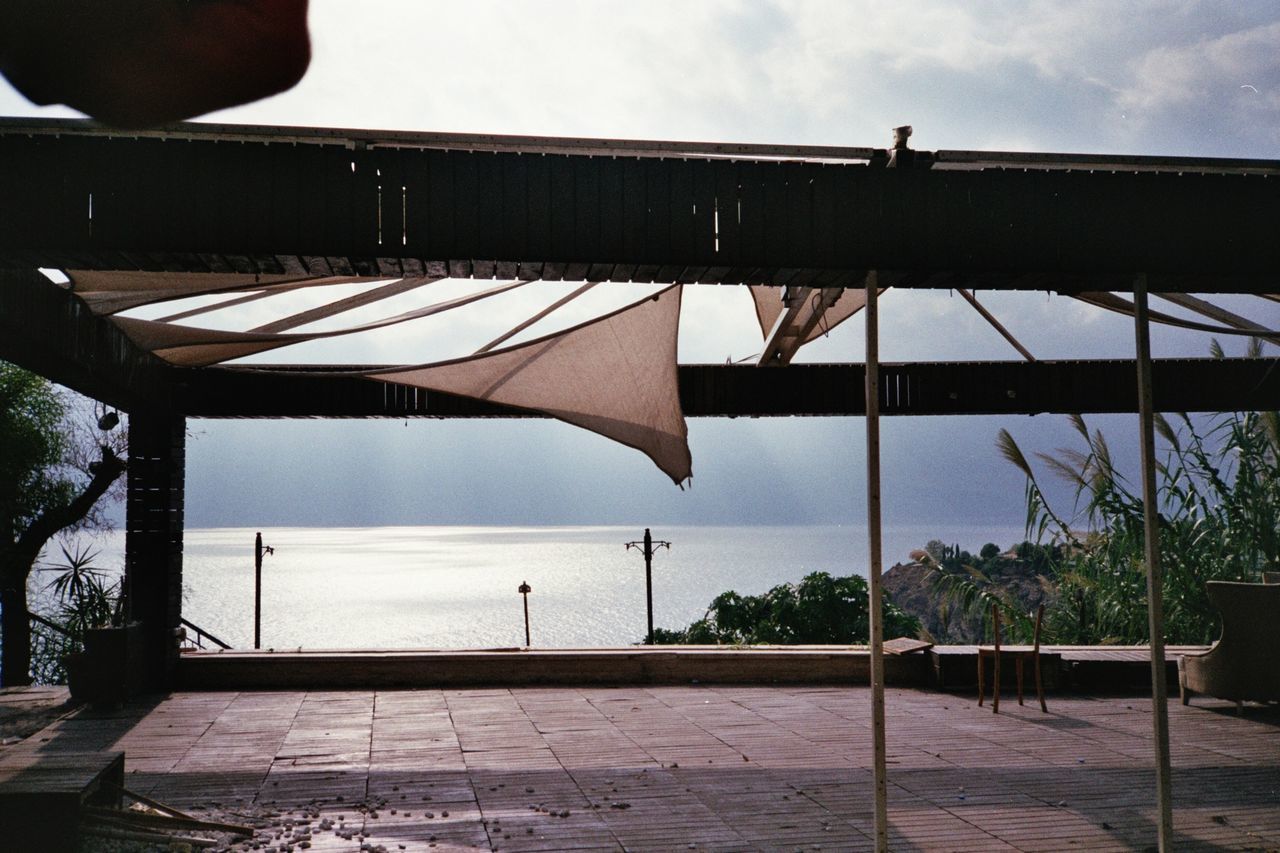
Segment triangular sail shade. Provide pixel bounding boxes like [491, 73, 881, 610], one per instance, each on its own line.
[107, 279, 527, 367]
[366, 286, 692, 485]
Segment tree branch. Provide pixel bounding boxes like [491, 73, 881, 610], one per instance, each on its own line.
[14, 447, 126, 565]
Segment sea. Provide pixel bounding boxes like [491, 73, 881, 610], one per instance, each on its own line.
[27, 523, 1024, 649]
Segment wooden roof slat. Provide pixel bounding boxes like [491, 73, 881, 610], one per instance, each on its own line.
[3, 124, 1277, 291]
[250, 275, 439, 333]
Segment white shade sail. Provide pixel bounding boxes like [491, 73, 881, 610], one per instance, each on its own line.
[366, 286, 692, 485]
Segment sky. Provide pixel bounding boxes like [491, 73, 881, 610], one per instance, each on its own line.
[4, 1, 1279, 552]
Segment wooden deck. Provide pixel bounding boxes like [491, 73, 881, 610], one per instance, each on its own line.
[2, 685, 1276, 851]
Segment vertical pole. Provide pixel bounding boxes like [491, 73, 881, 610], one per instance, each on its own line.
[644, 528, 655, 646]
[254, 532, 263, 650]
[523, 588, 531, 647]
[865, 272, 889, 852]
[1134, 273, 1174, 850]
[125, 412, 186, 690]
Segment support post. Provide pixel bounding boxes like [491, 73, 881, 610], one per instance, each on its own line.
[124, 412, 186, 690]
[1134, 273, 1174, 850]
[865, 272, 889, 852]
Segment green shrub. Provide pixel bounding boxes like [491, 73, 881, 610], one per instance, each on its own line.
[650, 571, 921, 645]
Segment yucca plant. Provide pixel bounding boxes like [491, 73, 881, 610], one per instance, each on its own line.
[30, 542, 122, 682]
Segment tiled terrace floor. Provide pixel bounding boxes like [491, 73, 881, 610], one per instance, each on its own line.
[7, 686, 1279, 851]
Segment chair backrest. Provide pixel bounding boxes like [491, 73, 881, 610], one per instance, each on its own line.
[991, 603, 1044, 650]
[1206, 581, 1280, 651]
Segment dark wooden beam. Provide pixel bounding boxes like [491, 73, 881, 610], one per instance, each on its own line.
[0, 268, 174, 411]
[173, 358, 1280, 419]
[1, 127, 1276, 292]
[125, 412, 186, 690]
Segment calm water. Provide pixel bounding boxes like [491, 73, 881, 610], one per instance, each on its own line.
[30, 523, 1023, 649]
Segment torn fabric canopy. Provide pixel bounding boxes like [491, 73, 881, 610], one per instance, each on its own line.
[750, 285, 880, 344]
[367, 286, 692, 486]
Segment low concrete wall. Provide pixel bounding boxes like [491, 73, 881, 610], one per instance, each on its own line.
[178, 645, 1203, 692]
[178, 646, 930, 689]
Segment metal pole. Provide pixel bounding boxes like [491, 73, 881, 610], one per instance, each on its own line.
[866, 272, 889, 852]
[626, 529, 669, 645]
[1134, 273, 1174, 850]
[644, 528, 654, 646]
[254, 532, 262, 650]
[519, 581, 532, 646]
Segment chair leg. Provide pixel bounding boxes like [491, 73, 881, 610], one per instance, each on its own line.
[977, 652, 985, 707]
[1016, 657, 1025, 706]
[993, 651, 1000, 714]
[1034, 652, 1047, 713]
[1237, 700, 1244, 716]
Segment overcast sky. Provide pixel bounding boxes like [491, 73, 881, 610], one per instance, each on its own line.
[3, 1, 1278, 549]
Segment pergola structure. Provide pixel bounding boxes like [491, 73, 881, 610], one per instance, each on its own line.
[2, 118, 1279, 852]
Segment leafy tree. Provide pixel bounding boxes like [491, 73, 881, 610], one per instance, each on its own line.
[651, 571, 921, 645]
[916, 541, 1057, 644]
[0, 362, 126, 686]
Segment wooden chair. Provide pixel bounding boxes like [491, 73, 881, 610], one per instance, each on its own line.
[977, 603, 1047, 713]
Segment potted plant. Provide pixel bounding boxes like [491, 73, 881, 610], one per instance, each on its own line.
[40, 544, 138, 706]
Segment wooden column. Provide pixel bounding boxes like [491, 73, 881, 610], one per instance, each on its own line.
[125, 412, 187, 690]
[865, 272, 889, 852]
[1133, 273, 1174, 850]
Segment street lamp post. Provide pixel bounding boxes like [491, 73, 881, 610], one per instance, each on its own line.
[625, 528, 670, 645]
[254, 532, 274, 650]
[518, 581, 532, 647]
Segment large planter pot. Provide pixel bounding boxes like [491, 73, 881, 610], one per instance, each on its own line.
[64, 622, 144, 707]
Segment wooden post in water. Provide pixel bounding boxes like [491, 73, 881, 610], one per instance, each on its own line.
[865, 272, 889, 852]
[1134, 273, 1174, 850]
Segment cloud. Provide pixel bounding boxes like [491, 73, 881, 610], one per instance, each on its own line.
[5, 1, 1278, 530]
[1114, 19, 1280, 148]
